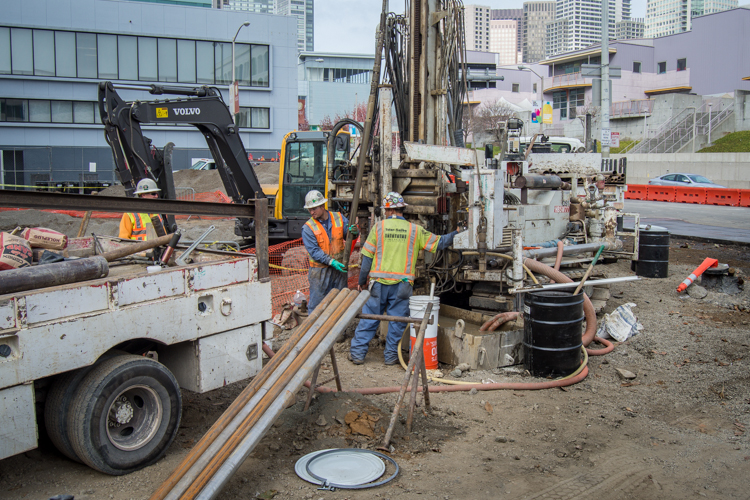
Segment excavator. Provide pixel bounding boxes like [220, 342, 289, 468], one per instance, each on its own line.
[98, 81, 354, 242]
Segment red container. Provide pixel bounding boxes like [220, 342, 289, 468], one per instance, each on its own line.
[706, 188, 740, 207]
[625, 184, 648, 200]
[647, 186, 676, 203]
[739, 190, 750, 208]
[675, 186, 707, 204]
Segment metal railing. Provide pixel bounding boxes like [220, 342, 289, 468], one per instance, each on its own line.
[547, 71, 589, 90]
[625, 107, 697, 154]
[611, 99, 654, 118]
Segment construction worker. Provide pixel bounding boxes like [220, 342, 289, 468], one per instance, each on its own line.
[301, 189, 358, 311]
[349, 192, 458, 365]
[118, 179, 165, 241]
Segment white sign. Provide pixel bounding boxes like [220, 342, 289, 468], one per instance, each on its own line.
[89, 162, 96, 173]
[610, 132, 620, 148]
[601, 128, 611, 146]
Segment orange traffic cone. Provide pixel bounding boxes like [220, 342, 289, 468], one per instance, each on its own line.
[677, 258, 718, 292]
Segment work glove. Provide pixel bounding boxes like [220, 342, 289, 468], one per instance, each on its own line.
[348, 224, 359, 236]
[330, 259, 347, 272]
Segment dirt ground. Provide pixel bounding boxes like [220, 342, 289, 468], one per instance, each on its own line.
[1, 227, 749, 499]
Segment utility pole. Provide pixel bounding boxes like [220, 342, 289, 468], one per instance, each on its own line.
[601, 0, 610, 158]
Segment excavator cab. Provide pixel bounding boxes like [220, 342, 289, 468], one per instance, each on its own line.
[274, 129, 350, 221]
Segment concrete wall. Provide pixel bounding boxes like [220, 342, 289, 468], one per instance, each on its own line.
[614, 153, 750, 189]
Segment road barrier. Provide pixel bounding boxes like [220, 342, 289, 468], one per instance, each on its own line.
[706, 188, 741, 207]
[646, 186, 676, 203]
[625, 185, 749, 208]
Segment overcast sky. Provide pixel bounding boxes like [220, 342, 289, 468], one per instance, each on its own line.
[315, 0, 649, 54]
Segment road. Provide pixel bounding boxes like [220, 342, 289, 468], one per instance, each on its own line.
[623, 199, 750, 244]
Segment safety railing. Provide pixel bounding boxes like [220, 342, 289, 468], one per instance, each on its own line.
[611, 99, 654, 118]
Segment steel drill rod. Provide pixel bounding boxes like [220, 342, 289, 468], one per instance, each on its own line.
[574, 245, 606, 295]
[195, 291, 370, 500]
[151, 290, 341, 500]
[182, 291, 357, 499]
[406, 348, 421, 433]
[381, 302, 433, 449]
[99, 233, 175, 261]
[357, 313, 433, 325]
[522, 241, 619, 260]
[0, 256, 109, 295]
[161, 291, 347, 500]
[419, 350, 431, 411]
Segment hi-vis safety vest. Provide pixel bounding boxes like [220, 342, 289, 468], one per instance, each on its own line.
[361, 217, 441, 285]
[126, 213, 157, 241]
[305, 212, 345, 267]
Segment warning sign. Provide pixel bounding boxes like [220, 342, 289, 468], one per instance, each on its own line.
[156, 108, 168, 119]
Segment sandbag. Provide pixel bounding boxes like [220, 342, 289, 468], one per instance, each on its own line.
[21, 227, 68, 250]
[0, 233, 33, 271]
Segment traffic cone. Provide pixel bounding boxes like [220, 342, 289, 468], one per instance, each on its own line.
[677, 258, 718, 292]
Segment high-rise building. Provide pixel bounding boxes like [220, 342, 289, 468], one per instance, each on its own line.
[130, 0, 212, 6]
[491, 8, 523, 59]
[217, 0, 313, 51]
[615, 18, 644, 39]
[489, 19, 518, 65]
[545, 0, 631, 58]
[645, 0, 736, 38]
[465, 5, 492, 52]
[522, 1, 555, 63]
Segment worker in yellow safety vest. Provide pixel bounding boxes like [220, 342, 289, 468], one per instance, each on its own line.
[301, 189, 358, 311]
[349, 192, 459, 365]
[119, 178, 166, 241]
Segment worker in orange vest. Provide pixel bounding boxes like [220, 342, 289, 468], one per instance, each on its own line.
[301, 189, 358, 311]
[119, 179, 166, 241]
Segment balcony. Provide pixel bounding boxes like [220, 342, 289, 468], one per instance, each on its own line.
[610, 99, 654, 119]
[543, 71, 593, 93]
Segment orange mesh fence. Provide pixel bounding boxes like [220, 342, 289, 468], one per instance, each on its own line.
[243, 238, 361, 315]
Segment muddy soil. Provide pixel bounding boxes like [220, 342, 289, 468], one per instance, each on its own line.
[1, 237, 749, 500]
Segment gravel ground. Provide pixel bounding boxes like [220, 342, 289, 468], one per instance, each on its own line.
[1, 234, 749, 500]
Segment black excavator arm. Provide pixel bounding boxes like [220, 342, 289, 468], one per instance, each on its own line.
[98, 81, 266, 238]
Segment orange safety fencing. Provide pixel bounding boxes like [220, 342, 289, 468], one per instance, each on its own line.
[646, 186, 676, 203]
[706, 188, 740, 207]
[242, 238, 360, 315]
[675, 186, 706, 204]
[740, 190, 750, 208]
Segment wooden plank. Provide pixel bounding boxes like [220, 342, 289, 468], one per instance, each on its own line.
[254, 198, 269, 280]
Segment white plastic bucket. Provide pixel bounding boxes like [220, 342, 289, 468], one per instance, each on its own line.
[409, 295, 440, 369]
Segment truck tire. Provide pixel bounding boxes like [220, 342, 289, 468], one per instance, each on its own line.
[44, 350, 124, 462]
[67, 354, 182, 475]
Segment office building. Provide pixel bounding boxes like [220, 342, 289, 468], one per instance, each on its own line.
[546, 0, 632, 58]
[615, 18, 645, 39]
[491, 8, 523, 59]
[522, 1, 555, 63]
[0, 0, 298, 187]
[215, 0, 272, 13]
[645, 0, 736, 37]
[465, 5, 492, 52]
[490, 20, 519, 65]
[217, 0, 313, 51]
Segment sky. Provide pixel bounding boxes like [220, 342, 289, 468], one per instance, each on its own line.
[315, 0, 648, 54]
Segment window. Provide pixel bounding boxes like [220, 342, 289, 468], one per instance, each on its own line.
[533, 83, 537, 93]
[237, 107, 270, 129]
[657, 61, 666, 74]
[0, 28, 9, 74]
[33, 30, 55, 76]
[677, 58, 686, 71]
[633, 61, 641, 73]
[512, 83, 520, 92]
[118, 36, 138, 81]
[215, 42, 232, 85]
[51, 101, 73, 123]
[196, 41, 215, 84]
[76, 33, 97, 78]
[569, 88, 585, 119]
[29, 100, 51, 122]
[98, 34, 118, 79]
[55, 31, 77, 77]
[11, 28, 33, 75]
[158, 38, 177, 82]
[177, 40, 196, 83]
[138, 37, 158, 81]
[234, 42, 251, 85]
[553, 90, 567, 119]
[73, 101, 95, 123]
[1, 98, 28, 121]
[251, 45, 269, 87]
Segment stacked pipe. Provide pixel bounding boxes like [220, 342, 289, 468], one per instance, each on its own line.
[150, 288, 370, 500]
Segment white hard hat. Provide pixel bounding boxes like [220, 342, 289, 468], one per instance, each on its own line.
[382, 191, 407, 208]
[304, 190, 327, 209]
[134, 178, 161, 196]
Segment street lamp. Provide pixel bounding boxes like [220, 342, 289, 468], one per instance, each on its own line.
[231, 21, 251, 123]
[518, 65, 543, 135]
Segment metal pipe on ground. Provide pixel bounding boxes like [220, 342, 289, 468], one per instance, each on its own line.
[523, 240, 621, 260]
[357, 313, 433, 325]
[151, 290, 342, 500]
[99, 233, 175, 261]
[196, 291, 371, 500]
[178, 291, 358, 500]
[0, 256, 109, 295]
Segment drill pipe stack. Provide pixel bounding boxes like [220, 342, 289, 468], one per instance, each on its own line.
[151, 288, 370, 500]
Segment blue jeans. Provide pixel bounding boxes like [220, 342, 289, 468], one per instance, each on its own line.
[350, 281, 412, 363]
[308, 266, 348, 312]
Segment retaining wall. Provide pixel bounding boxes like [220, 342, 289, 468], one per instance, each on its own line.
[615, 153, 750, 189]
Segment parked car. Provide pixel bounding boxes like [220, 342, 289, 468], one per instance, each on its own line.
[190, 158, 216, 171]
[648, 173, 726, 188]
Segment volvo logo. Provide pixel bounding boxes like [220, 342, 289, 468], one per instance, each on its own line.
[174, 108, 201, 116]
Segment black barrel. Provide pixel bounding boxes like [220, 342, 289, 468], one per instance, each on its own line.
[632, 226, 669, 278]
[523, 291, 584, 377]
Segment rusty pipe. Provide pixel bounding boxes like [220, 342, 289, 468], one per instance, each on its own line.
[513, 174, 563, 189]
[150, 289, 341, 500]
[357, 313, 433, 325]
[99, 233, 174, 261]
[0, 256, 109, 295]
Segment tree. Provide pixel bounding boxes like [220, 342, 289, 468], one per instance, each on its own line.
[318, 115, 334, 131]
[298, 116, 310, 131]
[472, 99, 516, 145]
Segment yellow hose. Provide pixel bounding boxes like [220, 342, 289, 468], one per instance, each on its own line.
[397, 339, 588, 385]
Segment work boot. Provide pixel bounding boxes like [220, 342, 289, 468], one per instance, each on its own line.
[384, 358, 399, 366]
[348, 354, 364, 365]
